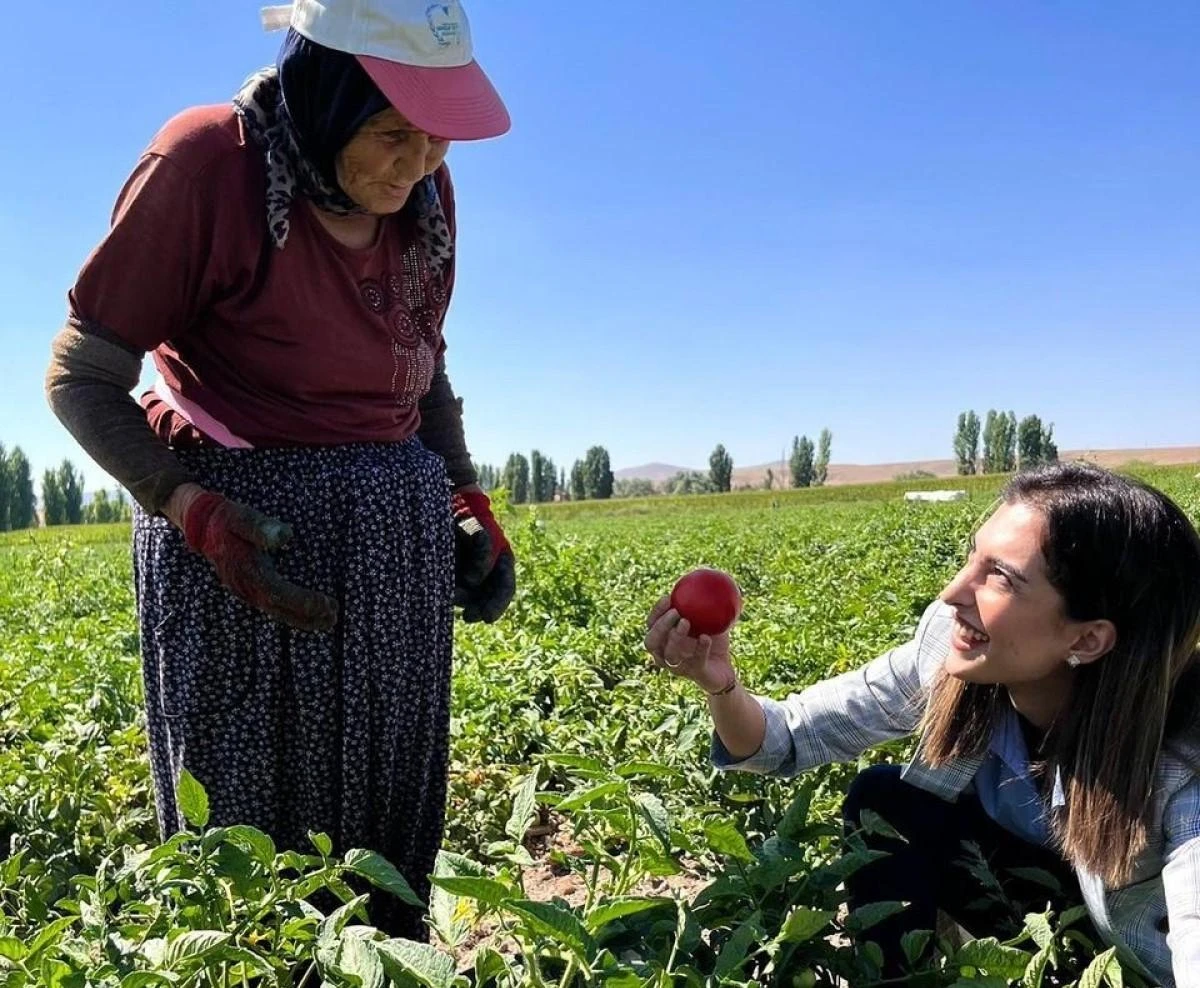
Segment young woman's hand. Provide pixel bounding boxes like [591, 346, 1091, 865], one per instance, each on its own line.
[643, 595, 736, 695]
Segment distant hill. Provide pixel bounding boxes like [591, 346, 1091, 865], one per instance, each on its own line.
[615, 446, 1200, 490]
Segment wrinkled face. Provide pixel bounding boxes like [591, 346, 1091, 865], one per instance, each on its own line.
[938, 501, 1082, 687]
[336, 108, 451, 215]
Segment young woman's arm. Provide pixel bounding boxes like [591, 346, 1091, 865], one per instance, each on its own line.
[646, 598, 953, 777]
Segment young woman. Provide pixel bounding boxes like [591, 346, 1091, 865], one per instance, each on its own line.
[645, 463, 1200, 986]
[46, 0, 513, 939]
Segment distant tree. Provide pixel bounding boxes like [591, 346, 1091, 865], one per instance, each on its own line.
[1002, 411, 1017, 472]
[475, 463, 499, 490]
[583, 446, 613, 500]
[8, 448, 35, 529]
[113, 488, 133, 522]
[558, 467, 567, 500]
[981, 410, 999, 472]
[58, 460, 85, 525]
[790, 435, 814, 488]
[666, 471, 716, 495]
[503, 453, 530, 504]
[953, 410, 980, 475]
[1018, 415, 1044, 469]
[530, 450, 548, 503]
[85, 489, 115, 524]
[1018, 415, 1059, 469]
[1043, 424, 1058, 464]
[814, 428, 832, 486]
[615, 478, 655, 498]
[708, 444, 733, 493]
[42, 469, 65, 526]
[895, 469, 937, 482]
[764, 468, 775, 491]
[0, 442, 9, 531]
[539, 455, 557, 503]
[569, 460, 586, 501]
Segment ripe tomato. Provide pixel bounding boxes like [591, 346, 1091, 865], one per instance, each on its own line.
[669, 568, 742, 637]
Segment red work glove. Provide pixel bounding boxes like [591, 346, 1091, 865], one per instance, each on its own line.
[451, 489, 515, 623]
[182, 492, 338, 632]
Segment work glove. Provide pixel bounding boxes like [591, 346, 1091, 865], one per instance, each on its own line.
[452, 489, 515, 623]
[182, 492, 339, 632]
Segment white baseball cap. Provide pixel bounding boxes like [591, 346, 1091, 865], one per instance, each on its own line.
[261, 0, 510, 140]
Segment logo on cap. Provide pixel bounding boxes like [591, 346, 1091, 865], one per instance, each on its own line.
[426, 3, 462, 49]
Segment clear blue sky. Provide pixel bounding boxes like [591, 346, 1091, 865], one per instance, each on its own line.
[3, 2, 1197, 493]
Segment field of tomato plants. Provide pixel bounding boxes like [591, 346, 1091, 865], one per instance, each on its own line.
[2, 466, 1196, 987]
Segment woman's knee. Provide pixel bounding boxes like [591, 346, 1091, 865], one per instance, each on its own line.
[842, 763, 906, 827]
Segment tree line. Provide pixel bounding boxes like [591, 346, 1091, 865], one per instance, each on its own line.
[952, 410, 1058, 475]
[475, 429, 833, 502]
[0, 442, 132, 530]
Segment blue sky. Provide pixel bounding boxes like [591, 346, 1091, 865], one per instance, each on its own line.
[3, 2, 1197, 493]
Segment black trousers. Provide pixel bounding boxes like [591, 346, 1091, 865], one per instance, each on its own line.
[842, 764, 1083, 977]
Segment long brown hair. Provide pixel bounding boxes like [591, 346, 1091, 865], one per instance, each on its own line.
[920, 463, 1200, 885]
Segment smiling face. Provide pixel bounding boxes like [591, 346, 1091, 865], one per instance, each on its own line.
[937, 500, 1117, 723]
[335, 108, 451, 215]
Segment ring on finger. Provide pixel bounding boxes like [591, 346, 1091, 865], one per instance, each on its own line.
[664, 656, 683, 668]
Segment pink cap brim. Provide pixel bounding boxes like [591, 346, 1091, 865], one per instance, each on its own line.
[357, 55, 510, 141]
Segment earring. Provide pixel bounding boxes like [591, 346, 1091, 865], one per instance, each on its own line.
[1067, 654, 1081, 668]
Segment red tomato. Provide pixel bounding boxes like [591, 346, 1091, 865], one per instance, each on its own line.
[669, 568, 742, 637]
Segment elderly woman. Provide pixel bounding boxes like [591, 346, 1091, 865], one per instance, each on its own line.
[45, 0, 513, 938]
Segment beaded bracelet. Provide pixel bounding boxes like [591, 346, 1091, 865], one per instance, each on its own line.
[706, 676, 738, 697]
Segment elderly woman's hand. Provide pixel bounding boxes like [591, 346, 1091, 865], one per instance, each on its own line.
[452, 488, 515, 623]
[178, 490, 339, 632]
[644, 596, 737, 695]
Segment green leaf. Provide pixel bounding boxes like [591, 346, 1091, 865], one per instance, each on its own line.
[634, 792, 671, 852]
[714, 916, 762, 980]
[1059, 904, 1090, 927]
[1022, 911, 1054, 951]
[555, 780, 626, 814]
[309, 831, 334, 857]
[539, 753, 605, 773]
[176, 768, 210, 828]
[1078, 947, 1122, 988]
[585, 897, 672, 933]
[474, 947, 511, 985]
[120, 974, 177, 988]
[332, 934, 386, 988]
[429, 856, 476, 949]
[376, 937, 457, 988]
[428, 876, 511, 907]
[165, 930, 231, 966]
[858, 808, 907, 842]
[505, 771, 540, 841]
[954, 937, 1033, 979]
[342, 848, 425, 907]
[777, 787, 813, 842]
[0, 937, 26, 961]
[503, 899, 595, 962]
[845, 900, 907, 932]
[320, 895, 372, 938]
[1023, 946, 1051, 988]
[1008, 866, 1063, 893]
[774, 906, 835, 945]
[901, 929, 932, 966]
[25, 916, 77, 960]
[614, 760, 676, 778]
[434, 849, 488, 878]
[221, 824, 277, 865]
[704, 818, 753, 862]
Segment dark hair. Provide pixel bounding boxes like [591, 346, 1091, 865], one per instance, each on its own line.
[277, 29, 392, 186]
[921, 461, 1200, 885]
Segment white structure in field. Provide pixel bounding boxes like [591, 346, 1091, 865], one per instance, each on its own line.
[904, 490, 967, 502]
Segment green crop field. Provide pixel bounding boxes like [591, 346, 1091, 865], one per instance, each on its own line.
[2, 466, 1196, 986]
